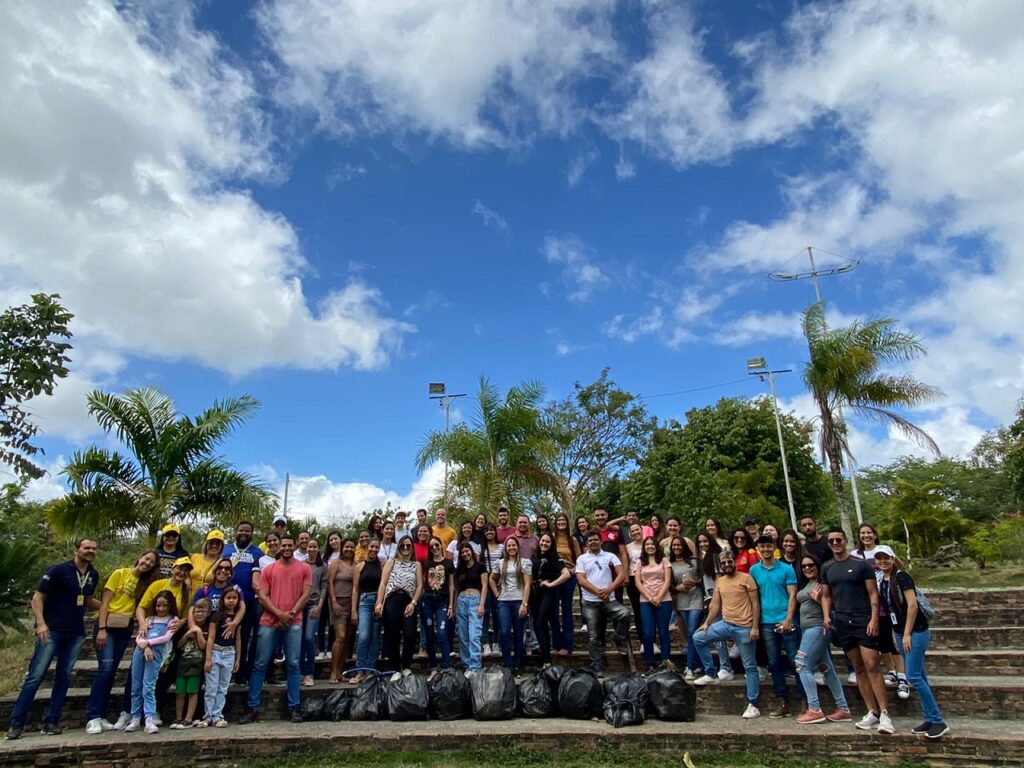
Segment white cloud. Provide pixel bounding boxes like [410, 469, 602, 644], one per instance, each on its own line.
[0, 1, 413, 384]
[471, 200, 509, 235]
[713, 311, 804, 347]
[604, 307, 664, 344]
[567, 149, 600, 187]
[541, 233, 610, 303]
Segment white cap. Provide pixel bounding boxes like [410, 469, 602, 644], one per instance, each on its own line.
[873, 545, 896, 558]
[273, 515, 288, 525]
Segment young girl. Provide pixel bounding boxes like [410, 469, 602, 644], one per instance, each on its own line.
[199, 586, 241, 728]
[125, 591, 180, 734]
[171, 598, 210, 728]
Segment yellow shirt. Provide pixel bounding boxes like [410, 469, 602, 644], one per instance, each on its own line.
[432, 525, 457, 550]
[190, 554, 219, 588]
[139, 579, 187, 616]
[104, 567, 140, 616]
[354, 545, 370, 563]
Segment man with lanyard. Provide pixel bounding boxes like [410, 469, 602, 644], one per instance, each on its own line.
[495, 507, 515, 544]
[749, 534, 803, 717]
[224, 520, 263, 686]
[575, 530, 630, 677]
[239, 535, 312, 724]
[7, 539, 100, 740]
[820, 527, 894, 735]
[156, 523, 189, 577]
[799, 514, 832, 564]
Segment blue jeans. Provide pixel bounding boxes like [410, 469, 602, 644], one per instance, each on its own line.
[554, 575, 576, 651]
[204, 645, 235, 722]
[678, 608, 704, 672]
[356, 592, 381, 670]
[420, 594, 452, 669]
[639, 602, 673, 666]
[300, 604, 318, 675]
[479, 590, 499, 648]
[457, 592, 483, 670]
[9, 630, 86, 727]
[796, 625, 848, 712]
[248, 623, 301, 710]
[129, 642, 169, 719]
[901, 628, 943, 724]
[762, 622, 805, 701]
[694, 621, 759, 704]
[85, 624, 134, 720]
[496, 600, 525, 669]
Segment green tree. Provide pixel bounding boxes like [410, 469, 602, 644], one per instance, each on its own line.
[544, 368, 655, 519]
[1003, 396, 1024, 505]
[49, 387, 277, 543]
[802, 302, 942, 540]
[0, 483, 47, 629]
[0, 294, 73, 480]
[416, 377, 557, 517]
[874, 478, 974, 561]
[623, 397, 829, 534]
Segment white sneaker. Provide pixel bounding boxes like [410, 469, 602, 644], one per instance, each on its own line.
[684, 668, 696, 682]
[855, 711, 880, 730]
[742, 703, 760, 719]
[877, 712, 895, 734]
[144, 716, 158, 734]
[814, 672, 825, 686]
[897, 680, 911, 700]
[653, 643, 661, 655]
[99, 718, 116, 731]
[580, 624, 588, 633]
[885, 671, 898, 687]
[390, 671, 402, 683]
[124, 717, 141, 733]
[693, 674, 719, 686]
[153, 716, 162, 727]
[717, 668, 735, 682]
[847, 671, 857, 684]
[85, 718, 104, 735]
[112, 711, 131, 731]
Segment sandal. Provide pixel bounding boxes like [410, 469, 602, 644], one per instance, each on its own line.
[195, 720, 210, 729]
[328, 677, 339, 685]
[213, 719, 228, 728]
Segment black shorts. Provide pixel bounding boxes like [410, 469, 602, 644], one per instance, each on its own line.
[876, 621, 898, 654]
[832, 618, 881, 652]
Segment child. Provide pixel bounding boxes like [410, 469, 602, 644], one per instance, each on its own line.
[198, 585, 242, 728]
[171, 598, 211, 728]
[125, 590, 180, 734]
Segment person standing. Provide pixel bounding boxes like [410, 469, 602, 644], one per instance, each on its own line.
[551, 512, 579, 656]
[636, 537, 673, 668]
[692, 549, 762, 720]
[375, 536, 423, 676]
[575, 530, 630, 677]
[224, 521, 263, 686]
[300, 539, 327, 686]
[490, 536, 533, 673]
[420, 536, 456, 676]
[259, 516, 288, 554]
[513, 515, 539, 561]
[749, 534, 803, 717]
[327, 538, 357, 683]
[240, 536, 312, 724]
[190, 530, 226, 588]
[431, 508, 458, 551]
[820, 528, 895, 735]
[531, 533, 570, 667]
[393, 511, 411, 541]
[799, 515, 832, 565]
[495, 507, 515, 544]
[454, 543, 489, 671]
[155, 524, 188, 577]
[351, 540, 383, 683]
[7, 539, 100, 740]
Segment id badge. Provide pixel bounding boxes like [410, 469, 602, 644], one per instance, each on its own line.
[77, 595, 84, 606]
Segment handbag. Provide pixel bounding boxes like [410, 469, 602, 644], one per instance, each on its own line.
[106, 612, 132, 629]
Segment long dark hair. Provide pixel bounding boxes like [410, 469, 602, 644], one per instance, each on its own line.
[133, 550, 162, 605]
[855, 523, 881, 557]
[668, 535, 696, 562]
[798, 553, 822, 589]
[325, 529, 344, 558]
[696, 533, 723, 580]
[454, 541, 481, 590]
[730, 528, 752, 557]
[705, 517, 725, 540]
[153, 589, 180, 618]
[779, 528, 803, 563]
[639, 536, 663, 566]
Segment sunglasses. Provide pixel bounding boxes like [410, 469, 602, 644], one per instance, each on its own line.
[400, 543, 412, 549]
[827, 537, 845, 544]
[801, 563, 817, 570]
[215, 566, 232, 572]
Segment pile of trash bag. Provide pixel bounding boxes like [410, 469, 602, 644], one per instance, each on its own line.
[470, 666, 517, 720]
[387, 672, 430, 721]
[602, 674, 648, 728]
[428, 668, 472, 720]
[645, 663, 696, 722]
[350, 674, 389, 721]
[557, 669, 603, 719]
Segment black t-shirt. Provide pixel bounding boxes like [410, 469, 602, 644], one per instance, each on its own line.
[422, 558, 454, 599]
[803, 537, 832, 565]
[533, 554, 566, 585]
[211, 612, 237, 647]
[882, 571, 929, 634]
[37, 560, 100, 636]
[455, 562, 487, 593]
[157, 544, 189, 577]
[821, 556, 875, 622]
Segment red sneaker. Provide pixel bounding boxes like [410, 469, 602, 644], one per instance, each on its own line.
[827, 709, 853, 722]
[796, 708, 827, 724]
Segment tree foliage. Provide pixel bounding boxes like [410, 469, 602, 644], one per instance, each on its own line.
[802, 301, 942, 540]
[0, 294, 73, 480]
[623, 397, 829, 534]
[49, 387, 277, 543]
[1003, 396, 1024, 506]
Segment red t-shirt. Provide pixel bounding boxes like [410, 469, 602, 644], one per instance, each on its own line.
[496, 526, 516, 545]
[414, 542, 429, 562]
[598, 526, 622, 555]
[258, 559, 312, 627]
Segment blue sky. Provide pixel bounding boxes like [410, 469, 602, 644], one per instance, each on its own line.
[4, 1, 1022, 525]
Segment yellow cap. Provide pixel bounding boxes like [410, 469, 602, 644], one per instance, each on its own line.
[173, 556, 193, 569]
[206, 529, 226, 542]
[162, 523, 181, 536]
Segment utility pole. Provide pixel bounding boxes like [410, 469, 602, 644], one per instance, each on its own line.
[771, 246, 864, 525]
[747, 358, 798, 531]
[428, 383, 466, 506]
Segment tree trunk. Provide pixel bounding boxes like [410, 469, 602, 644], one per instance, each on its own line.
[819, 408, 854, 542]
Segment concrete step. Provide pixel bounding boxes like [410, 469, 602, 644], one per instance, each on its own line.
[2, 715, 1022, 768]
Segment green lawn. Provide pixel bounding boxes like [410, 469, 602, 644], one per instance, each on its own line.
[913, 561, 1024, 588]
[0, 631, 34, 697]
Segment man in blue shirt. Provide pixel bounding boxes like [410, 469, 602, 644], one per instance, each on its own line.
[224, 520, 263, 686]
[749, 534, 803, 718]
[7, 539, 100, 740]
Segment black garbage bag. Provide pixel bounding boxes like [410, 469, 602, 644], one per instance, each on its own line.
[428, 668, 472, 721]
[645, 664, 696, 722]
[540, 664, 567, 714]
[557, 669, 603, 719]
[387, 672, 430, 721]
[298, 694, 326, 721]
[350, 674, 389, 721]
[324, 689, 354, 721]
[602, 674, 648, 728]
[517, 673, 552, 717]
[470, 666, 517, 720]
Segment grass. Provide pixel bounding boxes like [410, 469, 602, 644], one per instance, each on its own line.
[0, 630, 34, 697]
[912, 561, 1024, 588]
[249, 749, 921, 768]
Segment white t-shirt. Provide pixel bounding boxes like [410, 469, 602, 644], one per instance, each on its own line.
[378, 542, 398, 561]
[293, 551, 309, 563]
[446, 540, 481, 560]
[576, 550, 622, 603]
[258, 554, 277, 572]
[490, 557, 532, 602]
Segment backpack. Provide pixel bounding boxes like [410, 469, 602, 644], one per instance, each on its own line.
[892, 572, 935, 621]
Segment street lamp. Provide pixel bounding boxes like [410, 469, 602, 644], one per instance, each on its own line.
[428, 382, 466, 506]
[747, 357, 798, 531]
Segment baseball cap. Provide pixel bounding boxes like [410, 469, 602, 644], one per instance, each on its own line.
[173, 556, 193, 569]
[873, 545, 896, 558]
[206, 529, 225, 543]
[744, 516, 758, 525]
[161, 523, 181, 536]
[273, 515, 288, 525]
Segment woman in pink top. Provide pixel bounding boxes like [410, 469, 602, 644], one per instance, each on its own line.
[636, 537, 673, 668]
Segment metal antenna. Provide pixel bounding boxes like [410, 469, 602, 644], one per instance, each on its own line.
[769, 246, 864, 526]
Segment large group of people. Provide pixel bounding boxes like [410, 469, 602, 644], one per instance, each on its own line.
[5, 508, 949, 741]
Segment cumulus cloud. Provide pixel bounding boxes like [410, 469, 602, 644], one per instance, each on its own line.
[0, 1, 413, 382]
[471, 200, 510, 235]
[567, 149, 600, 187]
[541, 233, 610, 303]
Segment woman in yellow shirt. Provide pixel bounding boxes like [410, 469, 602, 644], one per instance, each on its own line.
[190, 530, 226, 588]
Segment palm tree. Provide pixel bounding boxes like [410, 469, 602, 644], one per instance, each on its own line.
[48, 387, 276, 543]
[415, 377, 558, 516]
[802, 302, 943, 540]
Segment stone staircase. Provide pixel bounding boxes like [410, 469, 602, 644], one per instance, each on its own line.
[1, 587, 1022, 766]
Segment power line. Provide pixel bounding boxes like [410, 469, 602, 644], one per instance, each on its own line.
[636, 376, 757, 400]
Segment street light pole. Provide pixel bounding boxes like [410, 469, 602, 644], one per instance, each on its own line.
[428, 382, 466, 506]
[747, 358, 798, 531]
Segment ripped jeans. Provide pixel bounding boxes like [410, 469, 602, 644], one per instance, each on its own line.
[796, 625, 848, 712]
